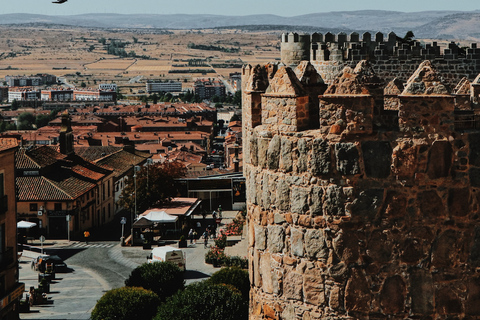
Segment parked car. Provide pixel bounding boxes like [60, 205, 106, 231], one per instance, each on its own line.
[32, 255, 68, 273]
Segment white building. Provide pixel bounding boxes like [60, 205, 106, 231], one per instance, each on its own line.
[99, 83, 117, 91]
[8, 87, 39, 102]
[146, 81, 182, 94]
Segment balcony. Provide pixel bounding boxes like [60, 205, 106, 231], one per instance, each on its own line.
[0, 247, 14, 269]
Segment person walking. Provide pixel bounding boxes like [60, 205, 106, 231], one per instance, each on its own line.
[84, 230, 90, 244]
[193, 230, 198, 244]
[188, 228, 194, 244]
[203, 229, 209, 248]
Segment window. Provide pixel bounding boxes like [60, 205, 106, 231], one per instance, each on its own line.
[54, 203, 62, 211]
[30, 203, 38, 212]
[108, 181, 111, 198]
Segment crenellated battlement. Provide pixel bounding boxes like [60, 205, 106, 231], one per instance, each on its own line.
[243, 57, 480, 320]
[280, 32, 480, 86]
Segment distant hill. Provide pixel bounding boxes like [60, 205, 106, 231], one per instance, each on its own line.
[1, 10, 480, 40]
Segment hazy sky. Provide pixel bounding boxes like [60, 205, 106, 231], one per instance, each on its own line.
[2, 0, 479, 16]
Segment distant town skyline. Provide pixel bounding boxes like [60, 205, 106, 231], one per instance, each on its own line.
[2, 0, 479, 16]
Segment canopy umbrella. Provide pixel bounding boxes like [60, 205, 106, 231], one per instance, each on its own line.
[133, 217, 154, 228]
[17, 221, 37, 229]
[142, 210, 178, 223]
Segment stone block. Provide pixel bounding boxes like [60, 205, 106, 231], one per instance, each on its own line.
[291, 186, 309, 214]
[258, 138, 270, 169]
[267, 225, 285, 253]
[290, 227, 304, 257]
[303, 268, 325, 306]
[380, 275, 405, 314]
[432, 230, 458, 268]
[469, 226, 480, 267]
[261, 172, 271, 209]
[350, 189, 384, 222]
[466, 277, 480, 315]
[305, 229, 328, 259]
[427, 140, 453, 179]
[333, 231, 359, 263]
[417, 190, 444, 219]
[260, 253, 274, 294]
[274, 213, 286, 224]
[345, 268, 371, 313]
[409, 269, 433, 315]
[267, 135, 281, 170]
[284, 272, 303, 301]
[297, 138, 309, 173]
[328, 286, 343, 311]
[435, 286, 462, 315]
[280, 137, 293, 172]
[323, 185, 345, 217]
[310, 186, 324, 216]
[276, 179, 290, 211]
[250, 133, 258, 166]
[335, 142, 360, 175]
[361, 141, 392, 178]
[366, 230, 392, 263]
[311, 138, 331, 176]
[254, 225, 266, 250]
[471, 167, 480, 187]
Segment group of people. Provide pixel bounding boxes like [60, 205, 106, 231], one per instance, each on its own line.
[188, 225, 216, 248]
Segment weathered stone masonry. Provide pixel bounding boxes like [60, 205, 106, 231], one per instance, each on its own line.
[243, 54, 480, 319]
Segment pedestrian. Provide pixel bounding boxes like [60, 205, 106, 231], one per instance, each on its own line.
[218, 205, 222, 218]
[203, 229, 209, 248]
[84, 230, 90, 244]
[188, 228, 194, 244]
[212, 210, 217, 219]
[193, 230, 198, 244]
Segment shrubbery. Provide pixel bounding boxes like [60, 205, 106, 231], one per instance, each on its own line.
[125, 262, 184, 301]
[154, 281, 248, 320]
[207, 267, 249, 302]
[91, 286, 160, 320]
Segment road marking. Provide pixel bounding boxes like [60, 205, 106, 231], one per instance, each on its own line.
[70, 243, 115, 248]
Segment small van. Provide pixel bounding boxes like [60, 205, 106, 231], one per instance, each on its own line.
[147, 246, 186, 271]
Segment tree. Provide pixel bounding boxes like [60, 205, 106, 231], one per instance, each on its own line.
[152, 93, 159, 104]
[207, 267, 250, 303]
[80, 82, 87, 88]
[11, 99, 20, 110]
[125, 262, 184, 301]
[154, 281, 248, 320]
[117, 161, 186, 214]
[91, 286, 160, 320]
[35, 114, 51, 128]
[232, 90, 241, 107]
[17, 112, 36, 130]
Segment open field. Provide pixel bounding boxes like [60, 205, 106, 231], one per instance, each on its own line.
[0, 26, 280, 94]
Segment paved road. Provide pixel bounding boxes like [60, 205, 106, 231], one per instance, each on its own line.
[19, 240, 221, 319]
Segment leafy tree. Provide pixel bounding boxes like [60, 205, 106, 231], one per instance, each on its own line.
[17, 112, 36, 130]
[232, 90, 242, 107]
[230, 113, 241, 122]
[207, 267, 249, 303]
[88, 45, 95, 52]
[154, 281, 248, 320]
[117, 161, 186, 213]
[80, 82, 87, 88]
[98, 37, 106, 45]
[35, 114, 51, 128]
[11, 99, 20, 110]
[125, 262, 184, 301]
[152, 93, 159, 104]
[214, 103, 223, 109]
[91, 286, 160, 320]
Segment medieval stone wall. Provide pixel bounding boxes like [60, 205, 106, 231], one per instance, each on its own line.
[243, 58, 480, 319]
[281, 32, 480, 87]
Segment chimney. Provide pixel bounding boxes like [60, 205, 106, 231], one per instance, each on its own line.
[59, 111, 74, 155]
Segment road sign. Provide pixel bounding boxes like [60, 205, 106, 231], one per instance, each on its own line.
[215, 218, 222, 224]
[120, 217, 127, 225]
[39, 235, 45, 243]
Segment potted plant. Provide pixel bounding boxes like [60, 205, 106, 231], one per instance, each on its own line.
[142, 239, 151, 250]
[38, 278, 50, 294]
[178, 235, 187, 248]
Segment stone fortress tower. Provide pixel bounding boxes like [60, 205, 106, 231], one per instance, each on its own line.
[243, 32, 480, 319]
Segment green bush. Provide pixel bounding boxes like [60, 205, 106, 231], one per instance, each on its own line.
[223, 256, 248, 269]
[207, 267, 250, 302]
[91, 286, 160, 320]
[154, 281, 248, 320]
[125, 262, 184, 301]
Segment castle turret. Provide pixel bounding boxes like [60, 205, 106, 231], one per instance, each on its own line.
[59, 111, 74, 155]
[280, 32, 311, 67]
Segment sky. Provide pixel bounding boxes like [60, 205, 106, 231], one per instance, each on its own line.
[1, 0, 479, 16]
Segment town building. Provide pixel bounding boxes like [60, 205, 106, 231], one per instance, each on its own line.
[0, 87, 8, 102]
[99, 83, 117, 91]
[8, 87, 39, 102]
[73, 88, 117, 101]
[194, 79, 226, 99]
[41, 88, 73, 101]
[146, 81, 182, 94]
[15, 113, 115, 239]
[5, 74, 56, 87]
[0, 138, 24, 320]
